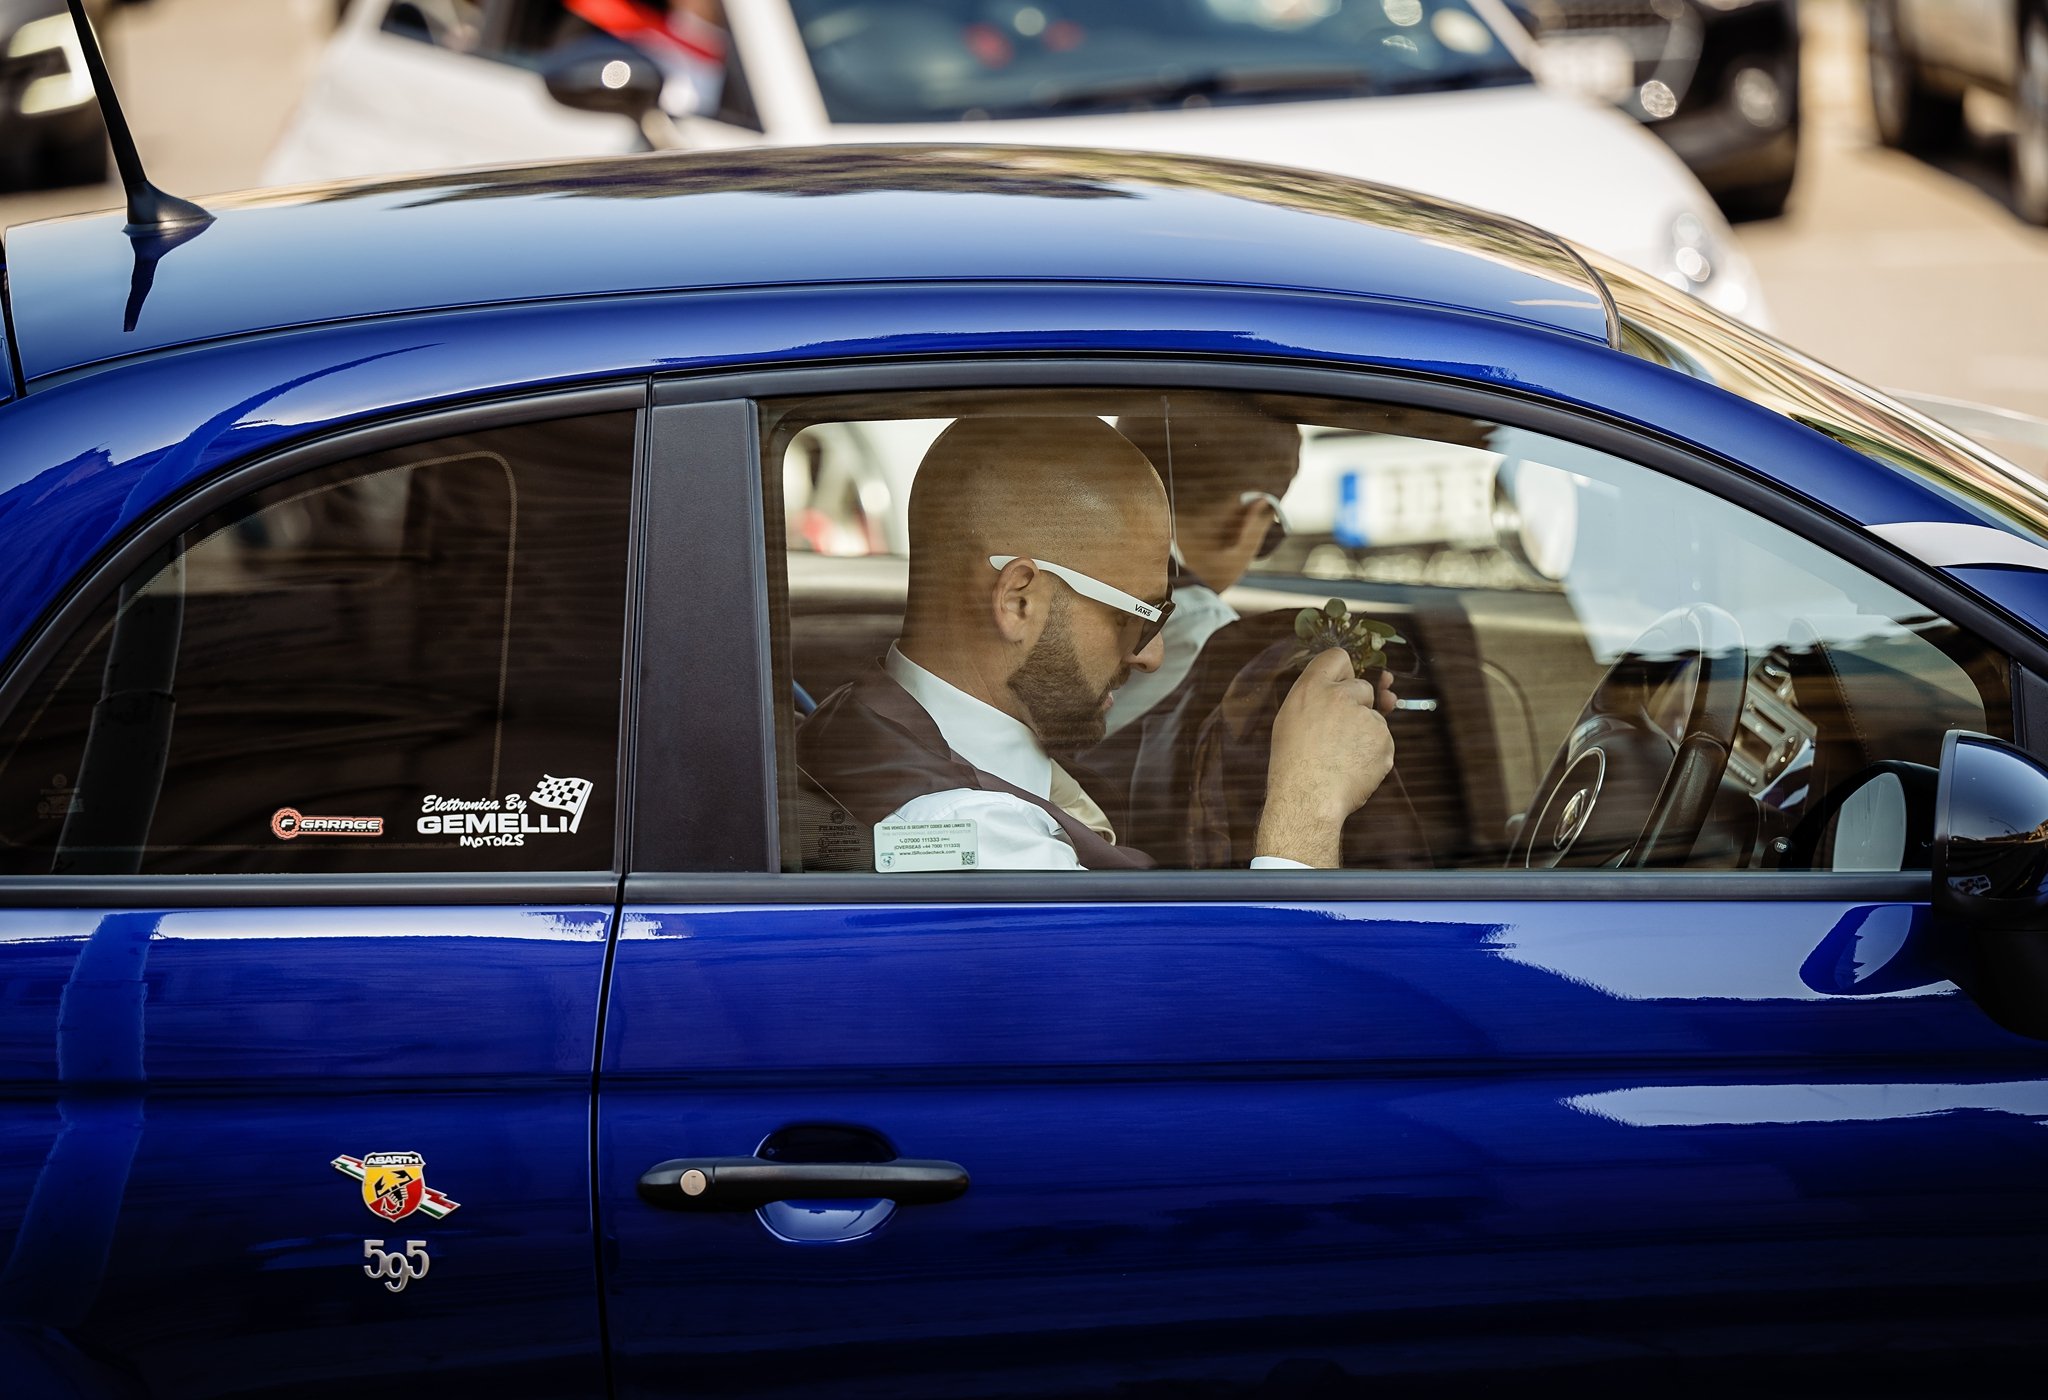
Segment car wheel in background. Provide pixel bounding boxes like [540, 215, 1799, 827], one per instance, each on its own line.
[2016, 13, 2048, 225]
[1868, 0, 1963, 151]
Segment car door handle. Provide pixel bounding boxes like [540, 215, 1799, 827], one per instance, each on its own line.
[636, 1156, 970, 1211]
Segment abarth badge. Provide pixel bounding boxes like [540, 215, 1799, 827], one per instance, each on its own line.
[332, 1151, 460, 1222]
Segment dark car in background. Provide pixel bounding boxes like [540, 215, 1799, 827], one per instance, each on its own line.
[0, 0, 136, 190]
[1867, 0, 2048, 224]
[1526, 0, 1801, 219]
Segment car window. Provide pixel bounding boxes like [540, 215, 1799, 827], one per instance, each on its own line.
[0, 412, 635, 876]
[765, 387, 2008, 874]
[787, 0, 1527, 124]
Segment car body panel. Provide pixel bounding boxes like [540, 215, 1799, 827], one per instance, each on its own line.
[600, 898, 2048, 1394]
[0, 902, 612, 1396]
[1533, 0, 1801, 204]
[795, 88, 1754, 314]
[3, 136, 2048, 1395]
[0, 147, 1611, 386]
[271, 0, 630, 182]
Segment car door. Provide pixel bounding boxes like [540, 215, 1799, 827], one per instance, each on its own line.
[0, 391, 642, 1397]
[598, 374, 2048, 1398]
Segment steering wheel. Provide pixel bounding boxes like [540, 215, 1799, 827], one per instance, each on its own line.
[1509, 605, 1748, 870]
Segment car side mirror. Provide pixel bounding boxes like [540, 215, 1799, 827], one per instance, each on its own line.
[541, 38, 663, 124]
[1934, 730, 2048, 1037]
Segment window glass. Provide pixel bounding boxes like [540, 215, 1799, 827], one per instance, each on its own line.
[0, 413, 635, 875]
[766, 389, 2008, 874]
[787, 0, 1527, 125]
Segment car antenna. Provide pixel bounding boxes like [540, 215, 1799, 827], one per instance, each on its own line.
[62, 0, 214, 332]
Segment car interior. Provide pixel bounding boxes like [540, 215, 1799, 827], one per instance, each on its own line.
[763, 387, 2010, 874]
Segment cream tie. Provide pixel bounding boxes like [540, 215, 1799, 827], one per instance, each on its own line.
[1047, 761, 1116, 844]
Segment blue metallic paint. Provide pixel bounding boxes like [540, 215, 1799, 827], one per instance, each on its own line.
[1, 285, 2042, 671]
[599, 900, 2048, 1393]
[0, 905, 612, 1396]
[0, 147, 1610, 384]
[2, 144, 2047, 1397]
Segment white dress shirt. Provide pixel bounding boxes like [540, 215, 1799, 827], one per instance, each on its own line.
[878, 645, 1306, 871]
[1102, 581, 1238, 736]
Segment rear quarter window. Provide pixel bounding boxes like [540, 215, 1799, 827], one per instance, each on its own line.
[0, 411, 635, 875]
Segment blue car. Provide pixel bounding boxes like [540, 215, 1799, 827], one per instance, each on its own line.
[4, 143, 2048, 1398]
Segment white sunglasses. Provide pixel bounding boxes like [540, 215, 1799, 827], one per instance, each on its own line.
[1240, 490, 1291, 559]
[989, 555, 1174, 649]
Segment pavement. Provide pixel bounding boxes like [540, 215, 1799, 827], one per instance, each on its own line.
[2, 0, 2043, 439]
[1739, 0, 2048, 431]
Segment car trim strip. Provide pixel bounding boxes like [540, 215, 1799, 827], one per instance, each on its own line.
[1869, 520, 2048, 571]
[0, 873, 623, 908]
[632, 398, 779, 873]
[622, 870, 1933, 904]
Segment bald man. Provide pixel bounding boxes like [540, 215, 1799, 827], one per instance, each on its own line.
[795, 415, 1393, 870]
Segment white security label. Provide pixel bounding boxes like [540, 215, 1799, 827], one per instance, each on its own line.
[875, 820, 979, 872]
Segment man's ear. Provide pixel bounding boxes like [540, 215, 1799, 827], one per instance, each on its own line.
[1228, 497, 1269, 554]
[990, 557, 1040, 644]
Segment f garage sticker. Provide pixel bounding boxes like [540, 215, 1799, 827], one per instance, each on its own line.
[416, 774, 595, 848]
[272, 808, 383, 839]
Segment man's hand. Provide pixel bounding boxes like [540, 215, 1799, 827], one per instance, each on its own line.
[1255, 647, 1397, 868]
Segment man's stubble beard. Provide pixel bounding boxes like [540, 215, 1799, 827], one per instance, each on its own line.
[1008, 596, 1128, 758]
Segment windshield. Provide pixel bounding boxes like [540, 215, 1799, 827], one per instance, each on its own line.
[789, 0, 1529, 124]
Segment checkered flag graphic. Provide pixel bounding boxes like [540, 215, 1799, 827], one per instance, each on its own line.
[529, 775, 595, 833]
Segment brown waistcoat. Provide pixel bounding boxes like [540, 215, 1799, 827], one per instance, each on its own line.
[795, 666, 1154, 871]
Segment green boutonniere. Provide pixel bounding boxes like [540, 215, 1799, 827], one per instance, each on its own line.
[1293, 597, 1404, 672]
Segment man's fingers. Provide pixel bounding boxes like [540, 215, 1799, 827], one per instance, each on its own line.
[1375, 671, 1399, 715]
[1301, 645, 1356, 683]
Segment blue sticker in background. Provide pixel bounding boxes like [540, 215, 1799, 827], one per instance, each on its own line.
[1335, 469, 1367, 548]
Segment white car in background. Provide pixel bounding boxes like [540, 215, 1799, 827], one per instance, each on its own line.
[268, 0, 1768, 324]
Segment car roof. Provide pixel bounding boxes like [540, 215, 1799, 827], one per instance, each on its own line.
[0, 144, 1617, 386]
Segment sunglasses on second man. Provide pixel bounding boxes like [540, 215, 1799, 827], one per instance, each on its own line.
[1241, 490, 1291, 561]
[989, 555, 1176, 653]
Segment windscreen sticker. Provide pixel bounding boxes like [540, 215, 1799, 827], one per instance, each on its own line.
[272, 808, 383, 839]
[417, 775, 595, 849]
[875, 819, 979, 872]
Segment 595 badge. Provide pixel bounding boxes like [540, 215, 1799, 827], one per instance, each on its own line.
[333, 1151, 459, 1293]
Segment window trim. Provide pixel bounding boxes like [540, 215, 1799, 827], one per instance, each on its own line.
[638, 357, 2039, 894]
[623, 869, 1936, 905]
[0, 382, 650, 893]
[0, 871, 622, 908]
[630, 399, 779, 873]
